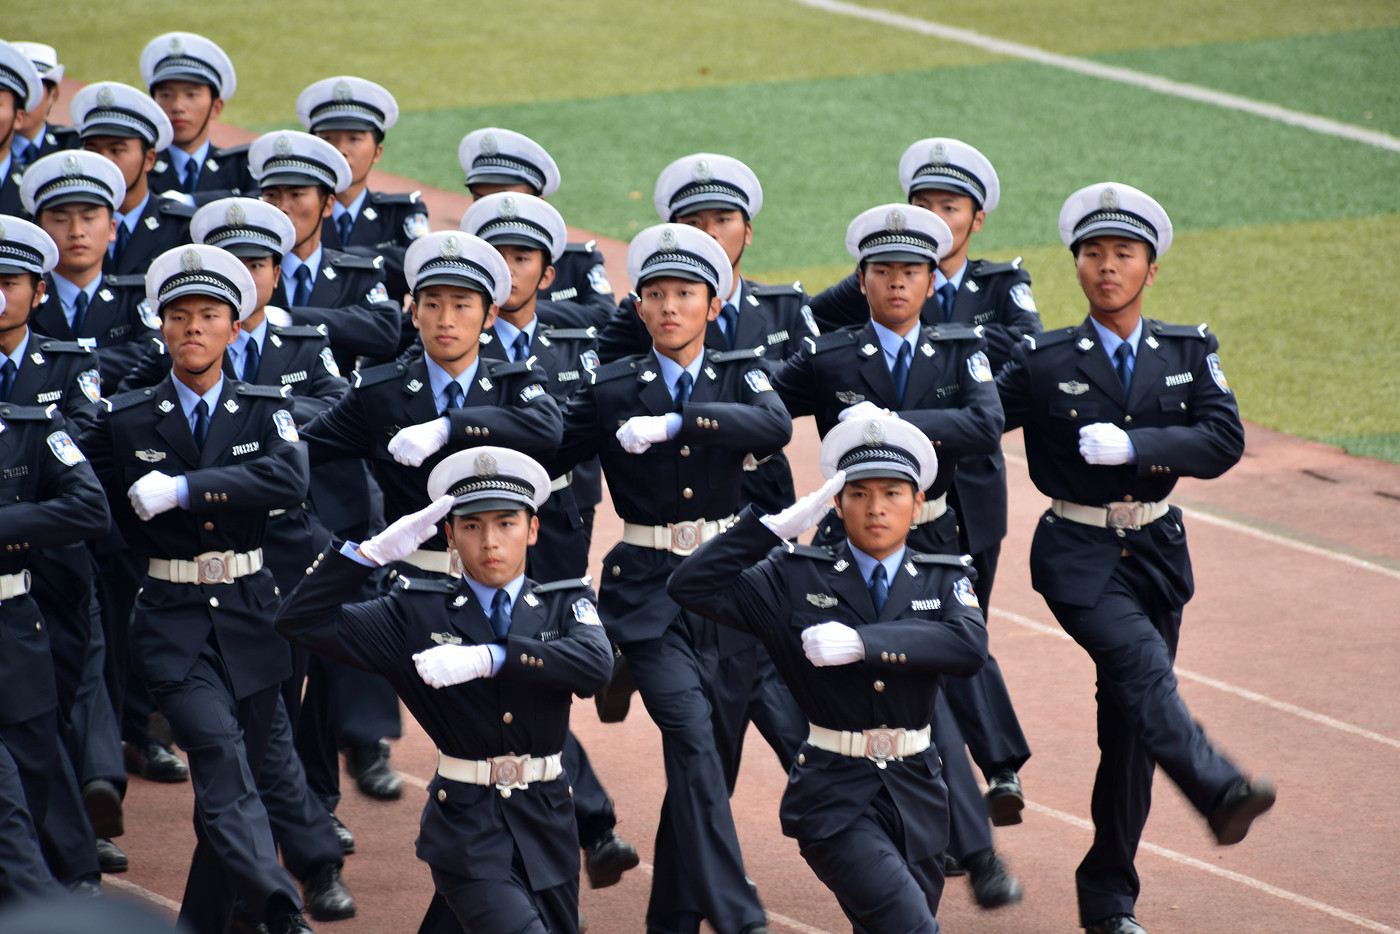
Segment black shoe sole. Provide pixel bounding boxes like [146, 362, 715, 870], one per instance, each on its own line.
[1212, 781, 1276, 845]
[987, 790, 1025, 827]
[586, 849, 640, 889]
[83, 784, 124, 839]
[307, 902, 357, 922]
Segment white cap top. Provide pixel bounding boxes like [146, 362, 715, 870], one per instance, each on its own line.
[20, 150, 127, 215]
[0, 215, 59, 275]
[145, 244, 258, 320]
[191, 198, 296, 258]
[296, 76, 399, 135]
[653, 153, 762, 221]
[626, 223, 733, 300]
[404, 231, 511, 307]
[0, 40, 44, 112]
[460, 192, 567, 264]
[898, 137, 999, 212]
[458, 128, 560, 197]
[140, 32, 236, 100]
[845, 203, 952, 265]
[11, 41, 63, 86]
[71, 81, 174, 151]
[249, 130, 353, 193]
[820, 416, 937, 491]
[1059, 182, 1172, 257]
[428, 446, 552, 515]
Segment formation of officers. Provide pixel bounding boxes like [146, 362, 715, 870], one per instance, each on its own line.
[0, 28, 1278, 934]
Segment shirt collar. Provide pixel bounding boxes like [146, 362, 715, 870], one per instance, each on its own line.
[492, 316, 536, 355]
[870, 318, 919, 366]
[167, 140, 211, 175]
[655, 348, 704, 396]
[464, 572, 527, 621]
[0, 152, 12, 180]
[10, 134, 31, 159]
[847, 542, 907, 588]
[50, 273, 101, 319]
[281, 245, 324, 291]
[1090, 316, 1143, 359]
[333, 189, 368, 224]
[3, 330, 30, 369]
[934, 259, 967, 292]
[116, 192, 151, 233]
[724, 277, 743, 310]
[172, 373, 224, 419]
[231, 318, 268, 358]
[424, 353, 480, 409]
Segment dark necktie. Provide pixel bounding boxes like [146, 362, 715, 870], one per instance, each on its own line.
[868, 563, 889, 615]
[511, 331, 530, 362]
[443, 380, 465, 415]
[0, 359, 15, 403]
[938, 282, 957, 322]
[192, 399, 210, 451]
[71, 291, 90, 337]
[336, 211, 353, 246]
[719, 303, 739, 349]
[182, 157, 200, 194]
[292, 265, 312, 308]
[673, 371, 693, 411]
[12, 140, 31, 170]
[112, 220, 132, 265]
[891, 342, 912, 406]
[1113, 342, 1134, 394]
[242, 339, 261, 382]
[489, 589, 511, 639]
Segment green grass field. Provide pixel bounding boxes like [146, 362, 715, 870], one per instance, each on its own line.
[10, 1, 1399, 460]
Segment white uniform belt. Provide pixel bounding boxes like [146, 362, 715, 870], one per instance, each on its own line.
[911, 494, 948, 527]
[148, 549, 263, 585]
[549, 471, 573, 493]
[807, 723, 932, 765]
[437, 751, 563, 794]
[401, 549, 461, 578]
[0, 570, 32, 602]
[620, 514, 736, 557]
[1051, 498, 1170, 532]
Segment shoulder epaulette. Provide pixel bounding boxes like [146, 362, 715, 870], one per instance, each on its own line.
[542, 326, 596, 341]
[328, 251, 384, 271]
[103, 387, 156, 413]
[532, 576, 593, 594]
[270, 323, 330, 339]
[484, 358, 532, 378]
[588, 358, 641, 385]
[750, 281, 805, 298]
[1148, 321, 1211, 340]
[214, 142, 250, 157]
[910, 552, 974, 568]
[926, 323, 983, 342]
[395, 575, 457, 594]
[969, 257, 1023, 277]
[564, 240, 597, 254]
[350, 361, 406, 390]
[156, 199, 196, 218]
[0, 402, 55, 422]
[234, 382, 292, 400]
[103, 273, 146, 288]
[369, 190, 422, 206]
[709, 346, 766, 364]
[1023, 328, 1078, 352]
[788, 543, 837, 561]
[803, 328, 860, 355]
[36, 339, 93, 356]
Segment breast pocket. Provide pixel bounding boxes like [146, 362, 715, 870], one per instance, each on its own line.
[1157, 392, 1191, 426]
[1047, 396, 1101, 423]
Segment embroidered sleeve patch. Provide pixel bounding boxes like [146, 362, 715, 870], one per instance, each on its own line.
[573, 598, 601, 625]
[320, 346, 341, 377]
[403, 214, 430, 240]
[48, 430, 86, 466]
[1206, 353, 1230, 393]
[744, 369, 774, 393]
[967, 351, 993, 383]
[273, 409, 300, 442]
[78, 369, 102, 404]
[1010, 282, 1038, 313]
[588, 265, 612, 295]
[366, 282, 390, 305]
[520, 383, 546, 403]
[952, 577, 979, 607]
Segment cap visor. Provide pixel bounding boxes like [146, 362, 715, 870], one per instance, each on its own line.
[843, 466, 920, 484]
[0, 261, 40, 275]
[637, 267, 709, 286]
[222, 242, 282, 259]
[37, 192, 114, 211]
[672, 198, 747, 219]
[863, 249, 932, 264]
[908, 179, 979, 201]
[158, 284, 239, 319]
[81, 122, 148, 142]
[449, 495, 534, 516]
[258, 171, 328, 190]
[413, 272, 491, 294]
[466, 171, 535, 190]
[151, 70, 218, 91]
[311, 116, 380, 133]
[1073, 221, 1152, 247]
[483, 232, 549, 252]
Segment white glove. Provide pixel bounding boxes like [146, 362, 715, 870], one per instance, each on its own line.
[1079, 423, 1135, 465]
[388, 416, 450, 467]
[359, 495, 454, 566]
[762, 470, 846, 539]
[128, 471, 180, 521]
[615, 415, 674, 454]
[801, 622, 866, 667]
[838, 400, 893, 422]
[263, 306, 293, 328]
[413, 644, 495, 689]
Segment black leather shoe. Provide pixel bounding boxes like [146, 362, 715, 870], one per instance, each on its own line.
[345, 741, 401, 800]
[329, 812, 355, 855]
[96, 838, 129, 874]
[985, 769, 1024, 826]
[593, 650, 636, 723]
[303, 863, 356, 921]
[964, 848, 1024, 909]
[67, 876, 103, 897]
[124, 741, 189, 783]
[1085, 914, 1148, 934]
[584, 828, 639, 888]
[82, 779, 124, 838]
[268, 909, 314, 934]
[738, 925, 770, 934]
[1210, 777, 1276, 845]
[943, 854, 966, 877]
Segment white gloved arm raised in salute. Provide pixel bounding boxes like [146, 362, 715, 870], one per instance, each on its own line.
[761, 470, 846, 540]
[357, 495, 455, 566]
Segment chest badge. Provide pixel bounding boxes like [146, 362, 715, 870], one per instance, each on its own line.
[1076, 338, 1095, 351]
[135, 449, 167, 463]
[406, 379, 423, 393]
[452, 594, 467, 607]
[224, 398, 239, 414]
[429, 632, 463, 645]
[1058, 381, 1090, 395]
[835, 391, 864, 405]
[158, 399, 175, 413]
[806, 593, 838, 609]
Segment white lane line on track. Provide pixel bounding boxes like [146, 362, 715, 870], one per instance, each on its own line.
[100, 874, 181, 911]
[996, 608, 1400, 751]
[786, 0, 1400, 153]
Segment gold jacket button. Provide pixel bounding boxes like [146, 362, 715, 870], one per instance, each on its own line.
[679, 445, 690, 457]
[899, 653, 907, 663]
[437, 789, 447, 802]
[209, 597, 220, 608]
[797, 753, 806, 766]
[1069, 408, 1078, 418]
[520, 654, 529, 665]
[682, 488, 693, 499]
[873, 680, 885, 692]
[502, 712, 513, 724]
[611, 566, 621, 576]
[203, 521, 214, 531]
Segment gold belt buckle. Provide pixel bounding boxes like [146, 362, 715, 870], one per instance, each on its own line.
[488, 754, 529, 797]
[862, 728, 902, 768]
[668, 520, 703, 554]
[196, 552, 234, 585]
[1105, 502, 1142, 531]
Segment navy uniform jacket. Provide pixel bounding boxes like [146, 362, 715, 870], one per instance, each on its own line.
[547, 240, 616, 319]
[320, 190, 428, 302]
[79, 375, 311, 698]
[300, 352, 562, 549]
[667, 508, 987, 858]
[146, 143, 255, 206]
[271, 248, 401, 376]
[103, 195, 196, 276]
[19, 125, 81, 163]
[550, 347, 792, 643]
[0, 405, 110, 726]
[4, 336, 103, 436]
[0, 165, 24, 216]
[275, 553, 612, 890]
[996, 316, 1245, 609]
[32, 272, 157, 392]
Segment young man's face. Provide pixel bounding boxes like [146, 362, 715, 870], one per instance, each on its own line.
[677, 208, 751, 272]
[467, 181, 535, 202]
[908, 190, 983, 257]
[1075, 236, 1156, 316]
[16, 83, 58, 132]
[0, 273, 43, 333]
[836, 477, 925, 560]
[261, 185, 333, 248]
[0, 90, 24, 152]
[635, 276, 720, 360]
[411, 285, 496, 367]
[151, 80, 222, 149]
[161, 293, 239, 375]
[858, 261, 934, 335]
[445, 509, 538, 589]
[38, 203, 116, 278]
[237, 255, 281, 321]
[496, 245, 554, 314]
[316, 129, 382, 189]
[83, 136, 156, 196]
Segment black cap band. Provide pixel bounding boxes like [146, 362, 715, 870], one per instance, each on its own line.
[836, 442, 920, 480]
[152, 54, 221, 91]
[308, 99, 386, 132]
[911, 162, 986, 203]
[81, 105, 160, 144]
[668, 179, 749, 218]
[468, 154, 545, 192]
[0, 240, 45, 274]
[638, 248, 719, 287]
[1072, 208, 1158, 246]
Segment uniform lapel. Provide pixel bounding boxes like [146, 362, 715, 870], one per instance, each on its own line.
[153, 376, 201, 467]
[855, 321, 899, 408]
[403, 356, 441, 424]
[637, 351, 673, 416]
[879, 551, 920, 622]
[9, 341, 48, 402]
[509, 586, 548, 640]
[731, 282, 768, 350]
[33, 283, 72, 340]
[828, 543, 876, 624]
[1125, 320, 1168, 411]
[1073, 317, 1126, 405]
[198, 379, 244, 467]
[309, 253, 339, 306]
[449, 584, 500, 647]
[900, 326, 938, 407]
[255, 330, 288, 386]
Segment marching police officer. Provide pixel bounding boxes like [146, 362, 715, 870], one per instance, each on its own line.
[996, 183, 1274, 934]
[551, 223, 792, 934]
[0, 41, 43, 216]
[668, 417, 989, 934]
[458, 127, 615, 319]
[70, 82, 195, 277]
[275, 448, 614, 934]
[9, 43, 79, 169]
[139, 32, 255, 204]
[79, 244, 313, 934]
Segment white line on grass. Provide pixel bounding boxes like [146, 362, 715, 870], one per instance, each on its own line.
[996, 608, 1400, 751]
[787, 0, 1400, 153]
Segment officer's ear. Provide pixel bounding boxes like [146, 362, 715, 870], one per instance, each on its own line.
[856, 264, 868, 296]
[142, 142, 158, 174]
[970, 209, 986, 236]
[372, 142, 384, 167]
[537, 263, 555, 293]
[209, 96, 225, 122]
[743, 219, 753, 249]
[526, 514, 539, 547]
[706, 290, 722, 323]
[923, 265, 937, 299]
[443, 517, 457, 551]
[481, 301, 499, 332]
[30, 276, 46, 310]
[1144, 262, 1157, 289]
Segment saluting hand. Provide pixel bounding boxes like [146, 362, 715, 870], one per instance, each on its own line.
[802, 621, 866, 667]
[413, 644, 495, 688]
[762, 470, 846, 540]
[358, 494, 454, 566]
[388, 417, 450, 467]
